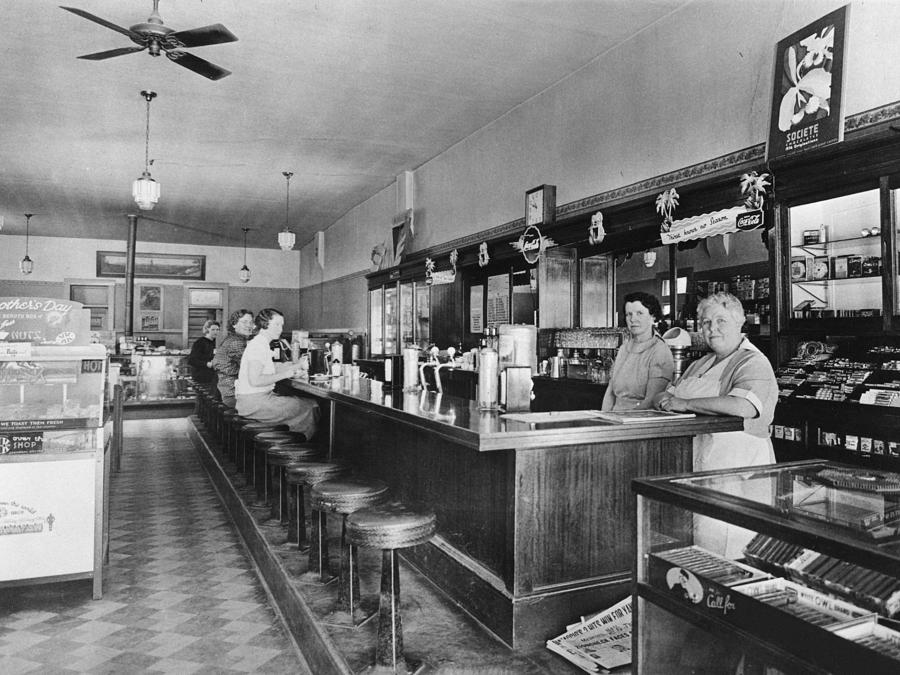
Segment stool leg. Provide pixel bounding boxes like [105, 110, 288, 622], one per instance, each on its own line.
[376, 549, 404, 670]
[288, 483, 301, 545]
[254, 447, 267, 505]
[279, 469, 290, 524]
[239, 434, 250, 482]
[309, 509, 331, 581]
[269, 465, 281, 521]
[337, 517, 361, 615]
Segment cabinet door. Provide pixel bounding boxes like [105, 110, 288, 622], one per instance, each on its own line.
[580, 254, 613, 327]
[537, 247, 576, 328]
[788, 188, 883, 324]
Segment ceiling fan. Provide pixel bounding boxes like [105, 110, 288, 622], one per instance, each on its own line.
[60, 0, 238, 81]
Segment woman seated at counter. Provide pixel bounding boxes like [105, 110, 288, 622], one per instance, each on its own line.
[235, 308, 319, 441]
[654, 291, 778, 557]
[601, 292, 674, 411]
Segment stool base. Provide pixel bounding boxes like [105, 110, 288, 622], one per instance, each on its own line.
[320, 597, 378, 629]
[359, 657, 424, 675]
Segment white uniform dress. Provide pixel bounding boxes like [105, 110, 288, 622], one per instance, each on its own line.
[668, 338, 777, 558]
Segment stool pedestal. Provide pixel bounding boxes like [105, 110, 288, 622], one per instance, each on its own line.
[286, 462, 347, 550]
[347, 502, 436, 674]
[309, 478, 388, 625]
[265, 444, 322, 522]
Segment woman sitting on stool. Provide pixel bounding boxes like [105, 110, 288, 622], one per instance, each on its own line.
[235, 308, 319, 441]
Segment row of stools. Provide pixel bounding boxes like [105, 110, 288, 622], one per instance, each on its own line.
[195, 385, 436, 674]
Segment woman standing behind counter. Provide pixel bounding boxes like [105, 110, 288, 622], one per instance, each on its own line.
[601, 292, 674, 411]
[235, 308, 319, 441]
[654, 291, 778, 557]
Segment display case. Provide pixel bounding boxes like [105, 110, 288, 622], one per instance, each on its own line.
[369, 277, 430, 356]
[633, 461, 900, 674]
[129, 352, 193, 403]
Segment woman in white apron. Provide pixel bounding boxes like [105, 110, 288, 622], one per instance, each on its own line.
[655, 292, 778, 558]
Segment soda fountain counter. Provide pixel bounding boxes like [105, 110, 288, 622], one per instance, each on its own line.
[288, 376, 741, 649]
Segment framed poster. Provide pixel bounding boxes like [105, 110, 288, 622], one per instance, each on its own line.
[138, 285, 162, 312]
[766, 5, 849, 161]
[97, 251, 206, 280]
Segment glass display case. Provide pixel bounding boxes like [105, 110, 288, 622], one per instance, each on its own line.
[634, 461, 900, 675]
[368, 279, 430, 356]
[788, 188, 883, 324]
[123, 352, 193, 403]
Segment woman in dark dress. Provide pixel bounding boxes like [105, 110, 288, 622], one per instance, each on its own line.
[188, 320, 220, 386]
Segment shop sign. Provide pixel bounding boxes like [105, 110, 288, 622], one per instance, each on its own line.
[429, 270, 457, 285]
[0, 297, 90, 346]
[0, 432, 43, 455]
[660, 207, 763, 246]
[511, 225, 557, 265]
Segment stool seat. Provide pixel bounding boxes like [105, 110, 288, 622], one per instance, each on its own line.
[286, 461, 347, 486]
[266, 445, 322, 466]
[242, 422, 290, 435]
[311, 478, 389, 514]
[346, 502, 436, 550]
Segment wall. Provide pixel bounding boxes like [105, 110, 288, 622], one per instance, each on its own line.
[299, 0, 900, 332]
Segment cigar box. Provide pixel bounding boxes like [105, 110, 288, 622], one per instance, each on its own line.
[832, 616, 900, 665]
[734, 578, 873, 628]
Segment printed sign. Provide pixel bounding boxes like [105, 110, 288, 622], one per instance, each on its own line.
[766, 5, 849, 161]
[661, 208, 763, 245]
[0, 297, 91, 347]
[0, 432, 43, 455]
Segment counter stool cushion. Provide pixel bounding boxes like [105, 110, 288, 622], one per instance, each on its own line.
[346, 502, 436, 550]
[266, 444, 323, 466]
[311, 478, 389, 515]
[286, 461, 346, 486]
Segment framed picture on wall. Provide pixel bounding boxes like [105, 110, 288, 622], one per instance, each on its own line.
[97, 251, 206, 280]
[139, 285, 162, 312]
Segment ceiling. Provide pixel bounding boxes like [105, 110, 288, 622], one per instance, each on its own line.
[0, 0, 688, 251]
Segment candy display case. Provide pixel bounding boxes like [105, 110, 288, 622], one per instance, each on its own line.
[0, 298, 110, 598]
[633, 461, 900, 674]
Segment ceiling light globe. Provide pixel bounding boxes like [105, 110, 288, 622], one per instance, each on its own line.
[239, 264, 251, 283]
[133, 173, 160, 210]
[278, 230, 295, 251]
[20, 255, 33, 275]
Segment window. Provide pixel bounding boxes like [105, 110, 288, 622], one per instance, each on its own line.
[661, 276, 688, 296]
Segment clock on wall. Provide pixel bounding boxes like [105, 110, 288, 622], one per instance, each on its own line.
[525, 184, 556, 227]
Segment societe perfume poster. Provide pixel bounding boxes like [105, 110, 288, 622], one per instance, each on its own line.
[766, 5, 848, 161]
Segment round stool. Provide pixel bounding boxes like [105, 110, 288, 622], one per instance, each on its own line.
[286, 462, 348, 549]
[211, 402, 229, 440]
[309, 478, 388, 601]
[252, 431, 307, 503]
[347, 502, 436, 673]
[238, 423, 289, 480]
[265, 443, 323, 522]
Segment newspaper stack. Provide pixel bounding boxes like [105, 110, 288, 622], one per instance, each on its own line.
[546, 597, 632, 673]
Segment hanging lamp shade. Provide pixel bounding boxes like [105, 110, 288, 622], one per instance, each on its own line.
[133, 172, 160, 211]
[20, 213, 34, 275]
[239, 227, 251, 283]
[279, 171, 295, 251]
[134, 90, 160, 211]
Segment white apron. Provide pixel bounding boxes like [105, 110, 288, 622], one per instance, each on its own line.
[671, 355, 774, 558]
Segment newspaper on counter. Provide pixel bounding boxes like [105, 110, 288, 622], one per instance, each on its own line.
[546, 597, 632, 673]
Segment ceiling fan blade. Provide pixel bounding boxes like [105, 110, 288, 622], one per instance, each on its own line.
[59, 6, 139, 39]
[167, 24, 238, 48]
[77, 46, 147, 61]
[166, 51, 231, 80]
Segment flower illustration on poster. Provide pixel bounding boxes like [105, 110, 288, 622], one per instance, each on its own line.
[777, 26, 834, 133]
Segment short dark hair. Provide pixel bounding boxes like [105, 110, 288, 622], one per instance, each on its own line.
[255, 308, 283, 331]
[622, 292, 663, 321]
[227, 309, 253, 334]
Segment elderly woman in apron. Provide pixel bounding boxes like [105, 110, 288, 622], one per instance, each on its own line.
[655, 291, 778, 558]
[235, 308, 320, 441]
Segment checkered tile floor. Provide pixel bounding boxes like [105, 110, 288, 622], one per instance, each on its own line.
[0, 418, 311, 674]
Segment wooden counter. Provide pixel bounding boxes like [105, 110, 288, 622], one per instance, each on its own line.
[288, 377, 742, 649]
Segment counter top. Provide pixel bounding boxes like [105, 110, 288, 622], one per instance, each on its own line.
[288, 377, 743, 452]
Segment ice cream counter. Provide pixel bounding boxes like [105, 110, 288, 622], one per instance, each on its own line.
[288, 377, 742, 649]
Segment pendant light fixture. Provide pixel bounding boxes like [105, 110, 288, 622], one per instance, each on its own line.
[20, 213, 34, 275]
[278, 171, 296, 251]
[132, 90, 160, 210]
[239, 227, 251, 283]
